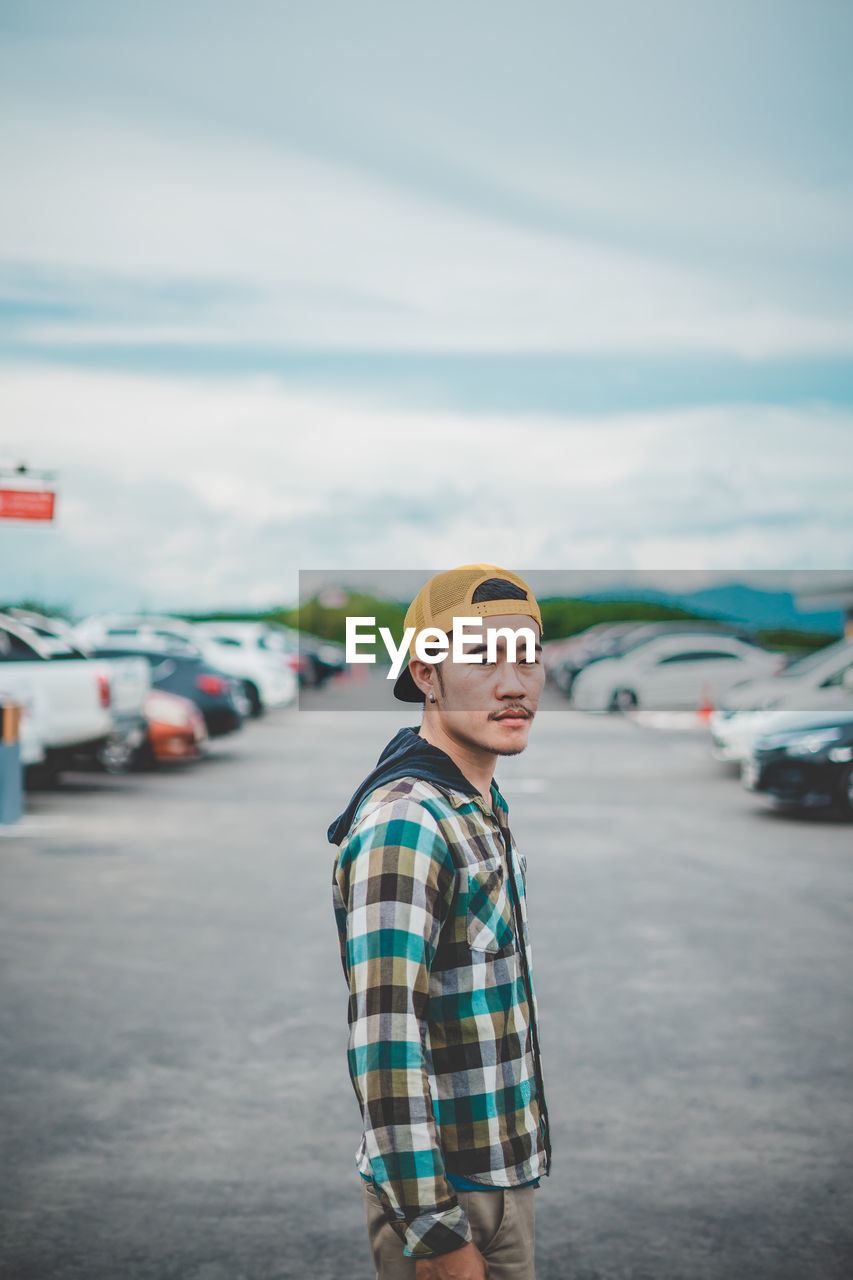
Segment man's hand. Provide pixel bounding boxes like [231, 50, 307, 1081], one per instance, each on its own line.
[415, 1241, 489, 1279]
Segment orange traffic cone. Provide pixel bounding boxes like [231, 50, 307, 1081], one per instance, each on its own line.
[697, 682, 714, 723]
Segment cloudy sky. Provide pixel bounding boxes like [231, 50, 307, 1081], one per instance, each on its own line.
[1, 0, 852, 615]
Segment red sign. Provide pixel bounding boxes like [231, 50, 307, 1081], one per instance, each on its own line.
[0, 489, 56, 521]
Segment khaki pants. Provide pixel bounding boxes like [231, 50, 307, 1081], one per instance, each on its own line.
[361, 1179, 536, 1279]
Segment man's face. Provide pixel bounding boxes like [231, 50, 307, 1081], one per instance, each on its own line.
[421, 613, 546, 757]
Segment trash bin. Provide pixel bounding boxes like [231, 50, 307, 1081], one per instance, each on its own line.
[0, 700, 24, 824]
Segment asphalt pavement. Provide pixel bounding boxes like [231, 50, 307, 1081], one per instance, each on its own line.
[1, 678, 852, 1280]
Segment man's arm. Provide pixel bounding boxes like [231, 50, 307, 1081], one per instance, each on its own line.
[339, 795, 473, 1260]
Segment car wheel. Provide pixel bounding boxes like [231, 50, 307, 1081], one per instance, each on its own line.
[243, 681, 263, 718]
[837, 764, 853, 819]
[609, 687, 638, 714]
[97, 737, 135, 775]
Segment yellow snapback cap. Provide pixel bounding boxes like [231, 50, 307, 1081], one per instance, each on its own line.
[394, 564, 542, 702]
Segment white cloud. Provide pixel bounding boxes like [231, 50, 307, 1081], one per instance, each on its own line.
[1, 364, 851, 614]
[2, 2, 849, 622]
[3, 107, 853, 358]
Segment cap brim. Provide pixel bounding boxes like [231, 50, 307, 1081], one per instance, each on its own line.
[393, 662, 425, 703]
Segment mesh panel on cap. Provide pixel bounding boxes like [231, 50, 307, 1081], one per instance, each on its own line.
[429, 566, 487, 618]
[412, 593, 428, 634]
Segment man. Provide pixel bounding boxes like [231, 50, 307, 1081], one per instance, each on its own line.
[329, 565, 551, 1280]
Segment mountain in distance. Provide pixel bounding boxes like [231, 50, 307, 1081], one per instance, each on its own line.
[579, 582, 844, 633]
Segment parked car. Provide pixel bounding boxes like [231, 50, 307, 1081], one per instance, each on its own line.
[194, 622, 298, 714]
[541, 635, 582, 679]
[544, 624, 639, 694]
[571, 633, 785, 713]
[139, 690, 208, 766]
[74, 614, 297, 716]
[73, 614, 202, 658]
[275, 625, 347, 687]
[89, 646, 246, 737]
[9, 610, 152, 774]
[710, 666, 853, 763]
[716, 636, 853, 716]
[89, 654, 151, 773]
[741, 710, 853, 817]
[550, 619, 761, 697]
[711, 700, 852, 766]
[0, 613, 114, 783]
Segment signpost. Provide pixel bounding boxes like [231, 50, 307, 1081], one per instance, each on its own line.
[0, 464, 56, 522]
[0, 488, 56, 521]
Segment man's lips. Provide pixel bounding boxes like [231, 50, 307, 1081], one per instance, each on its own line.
[492, 709, 532, 722]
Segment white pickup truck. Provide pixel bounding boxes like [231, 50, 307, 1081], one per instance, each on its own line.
[0, 613, 149, 779]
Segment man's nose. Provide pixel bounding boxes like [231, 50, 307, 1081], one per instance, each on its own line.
[494, 659, 526, 698]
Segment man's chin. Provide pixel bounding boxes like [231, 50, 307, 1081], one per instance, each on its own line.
[488, 722, 533, 754]
[445, 716, 533, 757]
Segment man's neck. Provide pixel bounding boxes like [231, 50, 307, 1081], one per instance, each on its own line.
[417, 720, 496, 805]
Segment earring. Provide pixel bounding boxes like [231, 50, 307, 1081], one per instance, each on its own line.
[429, 693, 436, 703]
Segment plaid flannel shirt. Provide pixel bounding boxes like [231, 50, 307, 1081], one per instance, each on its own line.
[332, 775, 550, 1258]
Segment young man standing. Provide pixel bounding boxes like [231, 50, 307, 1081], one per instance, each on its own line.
[329, 565, 551, 1280]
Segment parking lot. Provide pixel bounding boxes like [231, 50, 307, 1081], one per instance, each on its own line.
[2, 677, 852, 1280]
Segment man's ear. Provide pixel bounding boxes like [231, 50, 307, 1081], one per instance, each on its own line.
[408, 657, 438, 702]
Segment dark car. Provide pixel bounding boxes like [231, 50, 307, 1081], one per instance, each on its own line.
[549, 623, 642, 694]
[274, 628, 347, 687]
[742, 711, 853, 817]
[91, 647, 246, 738]
[302, 635, 347, 686]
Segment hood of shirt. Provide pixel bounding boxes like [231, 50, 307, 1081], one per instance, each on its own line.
[327, 725, 480, 846]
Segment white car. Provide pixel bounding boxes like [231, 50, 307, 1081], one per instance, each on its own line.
[195, 622, 298, 713]
[0, 614, 114, 774]
[715, 636, 853, 715]
[570, 633, 785, 713]
[9, 610, 152, 772]
[711, 694, 853, 765]
[73, 615, 296, 717]
[72, 614, 202, 658]
[708, 639, 853, 763]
